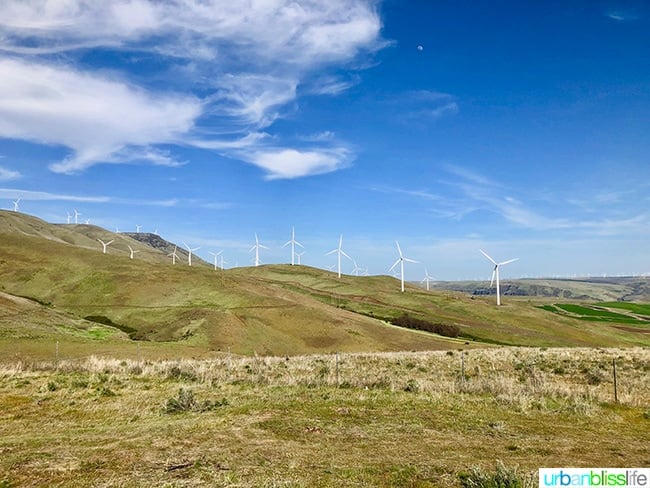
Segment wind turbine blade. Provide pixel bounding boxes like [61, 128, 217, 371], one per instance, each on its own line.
[325, 249, 337, 255]
[490, 269, 496, 288]
[389, 259, 401, 272]
[295, 240, 304, 248]
[259, 244, 269, 250]
[403, 258, 419, 263]
[340, 250, 351, 260]
[282, 241, 291, 247]
[499, 258, 519, 266]
[107, 240, 114, 245]
[395, 241, 403, 258]
[479, 249, 497, 264]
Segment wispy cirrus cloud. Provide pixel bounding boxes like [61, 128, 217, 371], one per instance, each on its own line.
[0, 188, 110, 203]
[0, 189, 232, 210]
[442, 165, 649, 234]
[604, 9, 640, 21]
[0, 0, 385, 179]
[0, 166, 21, 181]
[377, 90, 459, 124]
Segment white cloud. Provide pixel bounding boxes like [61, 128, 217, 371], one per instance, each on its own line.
[0, 58, 200, 174]
[238, 146, 352, 179]
[0, 0, 384, 178]
[0, 166, 21, 181]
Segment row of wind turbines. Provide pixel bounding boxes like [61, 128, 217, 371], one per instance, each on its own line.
[5, 202, 513, 306]
[6, 200, 518, 306]
[92, 225, 518, 305]
[242, 229, 518, 306]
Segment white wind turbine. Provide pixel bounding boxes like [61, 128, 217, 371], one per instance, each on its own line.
[389, 241, 418, 292]
[209, 251, 223, 270]
[421, 268, 436, 291]
[351, 259, 363, 276]
[326, 234, 351, 278]
[168, 246, 179, 265]
[67, 212, 72, 224]
[479, 249, 519, 306]
[136, 225, 142, 233]
[250, 233, 268, 267]
[296, 251, 305, 265]
[182, 241, 200, 267]
[74, 209, 81, 224]
[282, 227, 304, 265]
[127, 245, 140, 259]
[12, 198, 20, 212]
[98, 238, 114, 254]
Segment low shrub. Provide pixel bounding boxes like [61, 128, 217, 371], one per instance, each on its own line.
[459, 461, 534, 488]
[163, 388, 228, 414]
[391, 314, 461, 338]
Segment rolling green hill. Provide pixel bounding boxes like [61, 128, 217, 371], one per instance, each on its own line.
[1, 210, 648, 357]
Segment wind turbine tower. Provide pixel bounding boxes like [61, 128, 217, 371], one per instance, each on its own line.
[479, 249, 519, 306]
[168, 246, 179, 265]
[97, 238, 114, 254]
[389, 241, 418, 292]
[250, 233, 268, 267]
[326, 234, 351, 278]
[421, 268, 435, 291]
[209, 251, 223, 270]
[182, 242, 200, 267]
[127, 245, 140, 259]
[74, 209, 81, 224]
[282, 227, 303, 265]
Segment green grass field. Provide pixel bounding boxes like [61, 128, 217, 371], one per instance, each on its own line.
[538, 303, 650, 331]
[1, 347, 648, 487]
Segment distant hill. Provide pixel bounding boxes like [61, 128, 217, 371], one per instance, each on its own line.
[1, 210, 648, 355]
[429, 277, 650, 302]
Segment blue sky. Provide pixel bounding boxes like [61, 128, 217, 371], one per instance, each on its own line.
[1, 0, 649, 280]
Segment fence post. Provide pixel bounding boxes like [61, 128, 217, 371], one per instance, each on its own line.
[335, 351, 340, 387]
[55, 341, 59, 369]
[461, 351, 466, 384]
[612, 358, 618, 404]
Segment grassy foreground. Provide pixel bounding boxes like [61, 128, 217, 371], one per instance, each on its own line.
[1, 348, 648, 487]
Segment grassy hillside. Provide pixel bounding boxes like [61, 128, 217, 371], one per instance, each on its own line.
[236, 265, 650, 348]
[0, 214, 463, 356]
[1, 210, 648, 356]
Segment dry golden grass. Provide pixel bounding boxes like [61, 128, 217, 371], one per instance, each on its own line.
[1, 347, 648, 487]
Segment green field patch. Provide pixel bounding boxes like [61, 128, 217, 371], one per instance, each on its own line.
[599, 302, 650, 318]
[543, 303, 649, 325]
